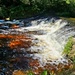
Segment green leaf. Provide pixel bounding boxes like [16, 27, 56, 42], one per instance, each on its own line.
[41, 70, 47, 75]
[66, 0, 70, 4]
[63, 37, 73, 55]
[28, 72, 34, 75]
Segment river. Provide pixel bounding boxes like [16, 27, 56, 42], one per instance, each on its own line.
[0, 16, 75, 75]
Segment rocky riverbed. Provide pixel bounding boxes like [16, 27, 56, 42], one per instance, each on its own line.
[0, 16, 75, 75]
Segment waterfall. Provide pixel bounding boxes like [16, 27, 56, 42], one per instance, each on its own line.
[14, 17, 75, 66]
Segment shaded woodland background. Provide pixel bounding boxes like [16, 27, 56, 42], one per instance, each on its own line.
[0, 0, 75, 19]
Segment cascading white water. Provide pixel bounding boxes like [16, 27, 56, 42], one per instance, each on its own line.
[15, 18, 75, 66]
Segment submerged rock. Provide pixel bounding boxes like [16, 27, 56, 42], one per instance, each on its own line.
[0, 33, 32, 74]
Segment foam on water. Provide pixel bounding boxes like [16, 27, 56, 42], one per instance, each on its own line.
[14, 18, 75, 66]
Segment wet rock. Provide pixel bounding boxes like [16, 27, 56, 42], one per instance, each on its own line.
[0, 72, 5, 75]
[0, 34, 32, 49]
[33, 67, 43, 75]
[13, 70, 25, 75]
[11, 24, 19, 29]
[0, 33, 32, 75]
[29, 59, 40, 67]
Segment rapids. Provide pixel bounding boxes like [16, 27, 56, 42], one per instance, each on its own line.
[13, 17, 75, 66]
[1, 16, 75, 67]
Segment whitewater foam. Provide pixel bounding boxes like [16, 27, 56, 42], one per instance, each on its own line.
[14, 18, 75, 66]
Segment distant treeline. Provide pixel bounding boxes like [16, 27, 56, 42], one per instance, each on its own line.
[0, 0, 75, 19]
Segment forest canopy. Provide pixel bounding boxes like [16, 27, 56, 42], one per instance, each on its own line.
[0, 0, 75, 19]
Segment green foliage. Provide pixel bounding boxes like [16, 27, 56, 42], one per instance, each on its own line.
[68, 0, 75, 17]
[41, 70, 48, 75]
[0, 7, 3, 17]
[63, 37, 73, 55]
[27, 71, 34, 75]
[65, 0, 70, 4]
[56, 12, 70, 17]
[0, 0, 75, 18]
[0, 6, 8, 18]
[9, 5, 25, 19]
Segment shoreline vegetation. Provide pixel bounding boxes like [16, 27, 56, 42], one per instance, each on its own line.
[0, 0, 75, 20]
